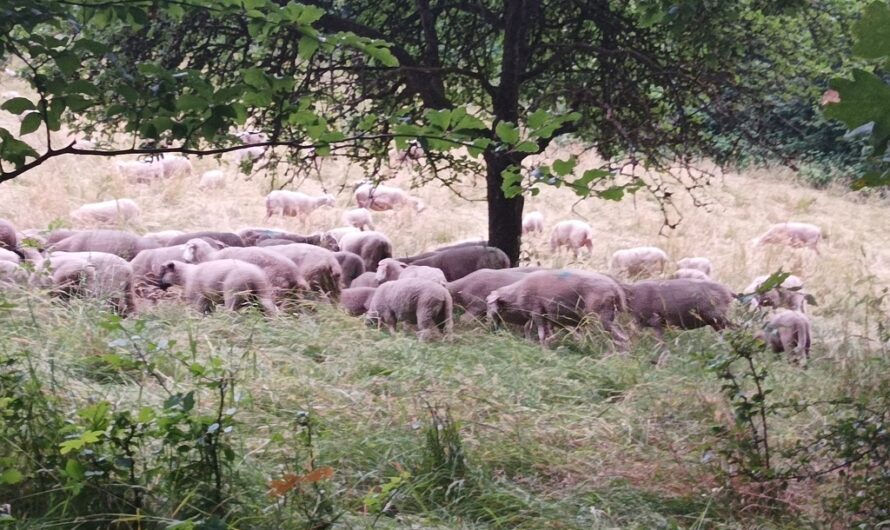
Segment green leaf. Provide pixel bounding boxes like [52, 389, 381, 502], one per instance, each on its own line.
[364, 44, 399, 67]
[1, 97, 35, 115]
[176, 94, 207, 112]
[298, 35, 319, 60]
[241, 67, 269, 88]
[425, 109, 451, 130]
[851, 170, 890, 189]
[552, 157, 576, 176]
[20, 112, 42, 135]
[297, 4, 325, 24]
[500, 166, 524, 198]
[495, 121, 520, 145]
[55, 51, 80, 76]
[598, 186, 625, 201]
[825, 69, 890, 150]
[527, 109, 550, 129]
[0, 469, 23, 484]
[514, 140, 539, 153]
[753, 271, 791, 294]
[853, 2, 890, 60]
[64, 459, 84, 481]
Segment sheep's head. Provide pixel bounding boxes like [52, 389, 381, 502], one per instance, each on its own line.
[157, 261, 180, 290]
[375, 258, 406, 284]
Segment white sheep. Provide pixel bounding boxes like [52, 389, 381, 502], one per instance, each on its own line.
[753, 222, 823, 254]
[676, 256, 712, 276]
[610, 246, 669, 278]
[376, 258, 447, 285]
[160, 156, 193, 178]
[549, 220, 594, 257]
[199, 169, 226, 189]
[70, 199, 141, 225]
[673, 268, 709, 280]
[264, 190, 335, 220]
[342, 208, 374, 231]
[354, 183, 425, 212]
[116, 160, 164, 183]
[522, 211, 544, 234]
[325, 226, 361, 243]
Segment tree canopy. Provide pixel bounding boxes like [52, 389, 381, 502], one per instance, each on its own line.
[0, 0, 870, 263]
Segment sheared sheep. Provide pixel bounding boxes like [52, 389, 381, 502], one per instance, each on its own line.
[549, 220, 593, 257]
[673, 268, 709, 280]
[753, 222, 823, 254]
[70, 198, 141, 225]
[758, 310, 812, 362]
[366, 278, 453, 340]
[622, 279, 734, 340]
[158, 259, 278, 315]
[342, 208, 374, 231]
[51, 230, 159, 260]
[353, 183, 425, 212]
[340, 287, 376, 316]
[376, 258, 447, 285]
[334, 251, 365, 288]
[43, 251, 136, 314]
[744, 274, 807, 312]
[338, 231, 393, 272]
[610, 246, 669, 279]
[264, 191, 335, 220]
[446, 267, 540, 320]
[116, 160, 164, 183]
[522, 211, 544, 234]
[265, 243, 343, 299]
[676, 257, 712, 276]
[199, 169, 226, 189]
[402, 245, 510, 281]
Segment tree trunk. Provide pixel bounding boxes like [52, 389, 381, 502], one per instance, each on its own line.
[485, 152, 524, 266]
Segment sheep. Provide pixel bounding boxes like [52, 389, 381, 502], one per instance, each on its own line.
[549, 220, 594, 257]
[334, 251, 365, 288]
[142, 230, 187, 247]
[446, 267, 540, 321]
[181, 239, 310, 304]
[0, 261, 29, 286]
[744, 274, 807, 312]
[340, 287, 376, 316]
[375, 258, 447, 285]
[388, 141, 424, 167]
[237, 130, 268, 144]
[353, 183, 425, 212]
[325, 226, 361, 244]
[166, 231, 245, 248]
[44, 229, 81, 246]
[757, 310, 812, 363]
[264, 191, 335, 220]
[676, 257, 712, 276]
[366, 278, 453, 340]
[673, 268, 709, 280]
[522, 211, 544, 234]
[622, 279, 734, 341]
[753, 222, 823, 254]
[610, 246, 669, 279]
[70, 198, 141, 225]
[238, 228, 338, 250]
[0, 249, 20, 263]
[159, 156, 193, 178]
[350, 272, 379, 288]
[342, 208, 374, 231]
[158, 259, 278, 315]
[116, 160, 164, 183]
[0, 219, 24, 259]
[130, 244, 194, 294]
[486, 269, 628, 346]
[51, 230, 160, 260]
[199, 169, 226, 189]
[234, 131, 268, 162]
[266, 243, 343, 300]
[401, 245, 510, 281]
[338, 231, 393, 272]
[44, 251, 136, 314]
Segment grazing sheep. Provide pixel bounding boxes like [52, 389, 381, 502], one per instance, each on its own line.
[402, 245, 510, 281]
[166, 231, 245, 248]
[622, 279, 734, 340]
[234, 131, 268, 162]
[340, 287, 376, 316]
[673, 268, 709, 280]
[116, 160, 164, 183]
[237, 130, 268, 144]
[158, 259, 278, 315]
[758, 310, 812, 362]
[753, 222, 823, 254]
[676, 257, 712, 276]
[51, 230, 159, 260]
[376, 258, 447, 285]
[142, 230, 187, 247]
[522, 211, 544, 234]
[239, 228, 338, 250]
[744, 274, 807, 312]
[325, 226, 361, 244]
[182, 240, 310, 304]
[366, 278, 453, 340]
[446, 267, 540, 320]
[264, 190, 335, 220]
[0, 248, 20, 263]
[549, 220, 594, 257]
[0, 219, 24, 258]
[0, 261, 28, 286]
[44, 251, 136, 314]
[130, 244, 194, 293]
[44, 229, 80, 246]
[266, 243, 343, 299]
[486, 269, 628, 345]
[353, 183, 425, 212]
[350, 271, 379, 288]
[70, 198, 141, 225]
[342, 208, 374, 231]
[610, 246, 669, 279]
[338, 231, 393, 272]
[199, 169, 226, 189]
[334, 251, 365, 288]
[159, 156, 193, 178]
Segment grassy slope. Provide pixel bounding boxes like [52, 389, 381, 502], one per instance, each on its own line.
[1, 72, 889, 528]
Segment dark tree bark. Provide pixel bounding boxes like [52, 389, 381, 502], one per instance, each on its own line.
[485, 151, 525, 265]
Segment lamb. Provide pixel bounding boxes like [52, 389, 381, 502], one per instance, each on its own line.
[342, 208, 374, 231]
[610, 246, 669, 279]
[676, 257, 712, 276]
[199, 170, 226, 189]
[116, 160, 164, 183]
[264, 190, 335, 220]
[0, 219, 24, 258]
[366, 278, 453, 340]
[340, 287, 376, 316]
[44, 251, 136, 314]
[182, 239, 310, 303]
[522, 211, 544, 234]
[338, 231, 393, 272]
[353, 183, 425, 212]
[446, 267, 540, 320]
[166, 231, 245, 248]
[158, 259, 278, 315]
[622, 279, 734, 340]
[334, 251, 366, 288]
[673, 268, 709, 281]
[51, 230, 160, 260]
[753, 222, 823, 254]
[758, 310, 812, 362]
[70, 198, 141, 225]
[159, 156, 193, 178]
[401, 245, 510, 281]
[744, 274, 807, 312]
[266, 243, 343, 299]
[350, 272, 379, 288]
[549, 220, 594, 257]
[376, 258, 447, 285]
[486, 269, 628, 345]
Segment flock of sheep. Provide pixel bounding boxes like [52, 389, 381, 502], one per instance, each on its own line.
[0, 152, 821, 362]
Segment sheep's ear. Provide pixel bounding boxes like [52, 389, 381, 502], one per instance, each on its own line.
[164, 262, 176, 271]
[183, 243, 196, 263]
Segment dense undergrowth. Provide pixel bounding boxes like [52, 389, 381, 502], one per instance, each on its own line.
[0, 285, 887, 529]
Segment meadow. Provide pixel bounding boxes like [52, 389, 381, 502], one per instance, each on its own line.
[1, 71, 889, 529]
